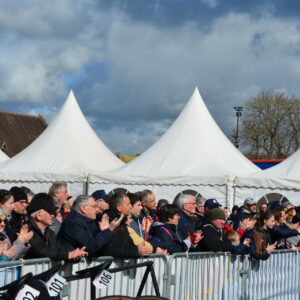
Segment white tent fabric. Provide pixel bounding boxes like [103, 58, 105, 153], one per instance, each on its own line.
[234, 148, 300, 206]
[0, 151, 8, 163]
[90, 87, 259, 188]
[235, 150, 300, 190]
[0, 91, 124, 183]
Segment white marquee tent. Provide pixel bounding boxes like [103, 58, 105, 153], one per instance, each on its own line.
[234, 149, 300, 206]
[0, 151, 9, 164]
[0, 91, 124, 195]
[90, 88, 259, 205]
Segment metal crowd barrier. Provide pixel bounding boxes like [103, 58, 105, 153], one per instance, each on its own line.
[0, 250, 300, 300]
[167, 252, 225, 300]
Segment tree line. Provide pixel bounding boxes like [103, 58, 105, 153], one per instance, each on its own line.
[235, 90, 300, 159]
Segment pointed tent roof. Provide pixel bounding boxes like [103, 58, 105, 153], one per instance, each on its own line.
[0, 91, 124, 182]
[0, 150, 8, 163]
[90, 88, 259, 185]
[235, 149, 300, 189]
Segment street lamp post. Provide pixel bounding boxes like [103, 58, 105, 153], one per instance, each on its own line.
[233, 106, 243, 148]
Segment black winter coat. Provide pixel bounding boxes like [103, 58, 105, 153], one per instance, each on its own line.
[57, 211, 112, 257]
[196, 223, 232, 252]
[25, 218, 68, 261]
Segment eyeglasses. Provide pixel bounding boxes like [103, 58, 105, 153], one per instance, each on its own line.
[0, 219, 6, 224]
[187, 202, 196, 206]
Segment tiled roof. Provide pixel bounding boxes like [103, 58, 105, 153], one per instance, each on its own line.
[0, 111, 47, 157]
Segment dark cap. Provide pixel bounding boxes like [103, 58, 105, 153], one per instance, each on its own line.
[9, 186, 27, 202]
[27, 193, 57, 215]
[210, 208, 226, 220]
[270, 201, 284, 210]
[205, 199, 221, 209]
[91, 190, 109, 201]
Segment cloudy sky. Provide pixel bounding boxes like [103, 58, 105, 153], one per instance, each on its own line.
[1, 0, 300, 154]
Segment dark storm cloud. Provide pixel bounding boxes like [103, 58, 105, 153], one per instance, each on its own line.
[97, 0, 300, 29]
[1, 0, 300, 155]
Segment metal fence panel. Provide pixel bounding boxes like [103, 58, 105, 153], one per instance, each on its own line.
[1, 250, 300, 300]
[245, 250, 300, 300]
[168, 252, 225, 300]
[0, 260, 20, 287]
[64, 254, 168, 300]
[223, 254, 245, 300]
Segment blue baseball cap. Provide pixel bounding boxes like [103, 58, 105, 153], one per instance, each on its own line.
[204, 198, 221, 209]
[269, 201, 284, 210]
[91, 190, 109, 201]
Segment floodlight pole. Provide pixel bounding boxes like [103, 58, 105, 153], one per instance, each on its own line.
[233, 106, 243, 148]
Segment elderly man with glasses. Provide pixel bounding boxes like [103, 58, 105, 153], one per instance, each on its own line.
[176, 194, 202, 247]
[58, 195, 122, 257]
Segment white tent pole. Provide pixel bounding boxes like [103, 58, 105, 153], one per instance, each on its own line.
[82, 173, 89, 195]
[225, 175, 235, 210]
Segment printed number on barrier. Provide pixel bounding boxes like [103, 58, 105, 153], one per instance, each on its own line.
[46, 273, 66, 297]
[15, 284, 40, 300]
[93, 270, 113, 289]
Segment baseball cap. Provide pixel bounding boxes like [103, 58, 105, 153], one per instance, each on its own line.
[244, 197, 256, 206]
[91, 190, 110, 201]
[204, 199, 221, 209]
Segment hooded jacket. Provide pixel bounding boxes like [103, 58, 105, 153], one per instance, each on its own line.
[149, 222, 189, 254]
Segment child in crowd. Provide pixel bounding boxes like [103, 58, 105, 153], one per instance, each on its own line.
[226, 230, 250, 254]
[62, 203, 71, 219]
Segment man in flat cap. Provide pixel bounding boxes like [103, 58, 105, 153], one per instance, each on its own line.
[25, 193, 87, 261]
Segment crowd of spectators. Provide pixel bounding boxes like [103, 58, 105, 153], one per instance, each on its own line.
[0, 184, 299, 263]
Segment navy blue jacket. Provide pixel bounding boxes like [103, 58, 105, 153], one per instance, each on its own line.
[57, 210, 112, 257]
[269, 224, 299, 244]
[178, 211, 196, 240]
[149, 223, 188, 254]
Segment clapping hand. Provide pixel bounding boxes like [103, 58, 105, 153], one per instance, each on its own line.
[0, 239, 8, 256]
[17, 224, 33, 244]
[0, 240, 17, 259]
[266, 243, 276, 254]
[137, 243, 153, 256]
[155, 247, 169, 256]
[243, 238, 250, 246]
[99, 213, 110, 231]
[68, 247, 88, 260]
[109, 214, 124, 231]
